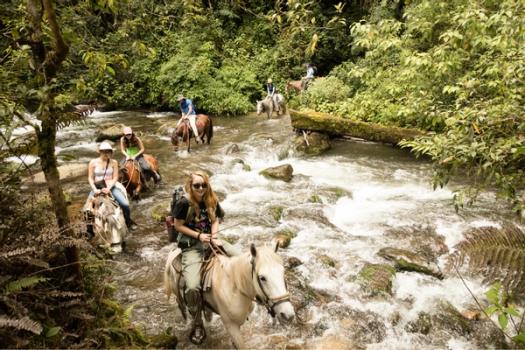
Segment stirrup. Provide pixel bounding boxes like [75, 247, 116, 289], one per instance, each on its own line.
[189, 325, 206, 345]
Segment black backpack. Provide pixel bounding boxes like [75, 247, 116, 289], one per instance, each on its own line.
[165, 186, 196, 244]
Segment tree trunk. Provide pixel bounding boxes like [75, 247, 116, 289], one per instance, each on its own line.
[290, 109, 425, 145]
[27, 0, 80, 279]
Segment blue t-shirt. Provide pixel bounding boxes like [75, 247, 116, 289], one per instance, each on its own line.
[180, 99, 196, 115]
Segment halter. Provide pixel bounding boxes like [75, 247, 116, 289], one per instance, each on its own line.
[250, 256, 290, 318]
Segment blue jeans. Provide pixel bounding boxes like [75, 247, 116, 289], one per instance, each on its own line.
[89, 186, 131, 227]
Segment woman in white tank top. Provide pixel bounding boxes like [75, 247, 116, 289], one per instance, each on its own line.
[87, 141, 135, 230]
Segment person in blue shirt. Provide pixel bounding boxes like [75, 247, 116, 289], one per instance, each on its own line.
[176, 95, 202, 143]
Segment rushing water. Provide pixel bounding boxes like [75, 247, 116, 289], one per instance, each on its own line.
[23, 110, 521, 348]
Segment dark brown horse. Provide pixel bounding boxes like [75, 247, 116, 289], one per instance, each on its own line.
[170, 114, 213, 152]
[119, 154, 160, 198]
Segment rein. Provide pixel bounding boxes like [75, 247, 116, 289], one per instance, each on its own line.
[250, 257, 290, 318]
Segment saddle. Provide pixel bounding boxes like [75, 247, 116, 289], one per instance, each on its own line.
[167, 245, 225, 321]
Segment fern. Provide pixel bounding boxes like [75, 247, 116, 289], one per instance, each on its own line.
[0, 316, 42, 334]
[448, 224, 525, 297]
[4, 276, 48, 294]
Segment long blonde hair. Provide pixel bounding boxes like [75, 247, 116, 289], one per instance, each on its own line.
[184, 171, 219, 222]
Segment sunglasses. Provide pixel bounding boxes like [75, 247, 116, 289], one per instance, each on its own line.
[192, 183, 208, 190]
[100, 150, 112, 154]
[125, 134, 132, 136]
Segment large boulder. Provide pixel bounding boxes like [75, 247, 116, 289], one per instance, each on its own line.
[357, 263, 397, 297]
[150, 201, 170, 223]
[25, 163, 87, 184]
[378, 247, 443, 279]
[259, 164, 293, 182]
[95, 124, 126, 142]
[293, 131, 331, 156]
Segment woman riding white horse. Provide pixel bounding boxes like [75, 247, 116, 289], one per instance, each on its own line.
[171, 171, 240, 344]
[164, 242, 295, 348]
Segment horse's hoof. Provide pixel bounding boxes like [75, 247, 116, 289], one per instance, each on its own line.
[189, 325, 206, 345]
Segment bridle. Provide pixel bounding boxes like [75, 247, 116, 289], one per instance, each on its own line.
[250, 256, 290, 318]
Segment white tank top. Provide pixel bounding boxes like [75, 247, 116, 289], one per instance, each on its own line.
[94, 160, 114, 181]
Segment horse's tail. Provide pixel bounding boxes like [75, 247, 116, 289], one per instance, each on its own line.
[164, 250, 179, 300]
[207, 116, 213, 144]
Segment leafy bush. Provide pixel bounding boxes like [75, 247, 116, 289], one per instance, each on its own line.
[303, 76, 352, 109]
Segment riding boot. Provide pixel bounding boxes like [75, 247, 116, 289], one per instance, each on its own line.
[186, 290, 206, 344]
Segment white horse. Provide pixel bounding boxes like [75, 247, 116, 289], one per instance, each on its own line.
[164, 243, 295, 348]
[85, 189, 128, 253]
[256, 94, 285, 119]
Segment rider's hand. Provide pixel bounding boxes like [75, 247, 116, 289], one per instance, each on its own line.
[126, 156, 131, 160]
[95, 189, 101, 195]
[198, 233, 211, 243]
[101, 188, 110, 195]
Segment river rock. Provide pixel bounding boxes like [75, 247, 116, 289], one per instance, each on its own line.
[357, 263, 396, 297]
[273, 229, 297, 249]
[431, 300, 470, 335]
[157, 120, 179, 135]
[225, 143, 240, 154]
[95, 124, 126, 142]
[287, 256, 303, 268]
[405, 311, 432, 335]
[293, 132, 331, 156]
[331, 306, 386, 345]
[268, 205, 284, 221]
[259, 164, 293, 182]
[150, 201, 170, 223]
[25, 162, 87, 184]
[377, 247, 443, 279]
[385, 225, 449, 262]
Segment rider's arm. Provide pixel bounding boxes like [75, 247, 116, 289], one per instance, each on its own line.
[120, 137, 127, 158]
[88, 160, 98, 193]
[174, 219, 202, 240]
[135, 137, 145, 157]
[211, 218, 219, 239]
[187, 101, 194, 115]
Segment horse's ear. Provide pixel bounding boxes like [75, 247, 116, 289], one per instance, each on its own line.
[274, 241, 280, 253]
[250, 243, 257, 258]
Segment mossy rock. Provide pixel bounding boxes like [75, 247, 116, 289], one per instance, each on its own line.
[221, 235, 239, 245]
[268, 205, 284, 221]
[357, 263, 396, 297]
[308, 194, 323, 203]
[378, 247, 443, 279]
[149, 331, 178, 349]
[273, 229, 297, 249]
[318, 254, 336, 268]
[405, 312, 432, 335]
[293, 132, 331, 156]
[287, 257, 303, 269]
[259, 164, 293, 182]
[151, 201, 170, 223]
[242, 164, 251, 171]
[431, 300, 470, 335]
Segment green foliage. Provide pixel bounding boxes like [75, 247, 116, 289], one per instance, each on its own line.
[303, 76, 352, 110]
[303, 0, 525, 208]
[484, 282, 525, 345]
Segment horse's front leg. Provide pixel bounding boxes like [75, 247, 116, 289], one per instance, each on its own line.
[187, 137, 191, 152]
[221, 319, 244, 349]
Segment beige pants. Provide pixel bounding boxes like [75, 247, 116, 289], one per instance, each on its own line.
[176, 114, 200, 140]
[182, 240, 241, 314]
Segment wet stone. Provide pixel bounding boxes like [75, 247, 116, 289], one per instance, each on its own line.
[293, 132, 331, 156]
[96, 123, 126, 142]
[405, 311, 432, 335]
[259, 164, 293, 182]
[377, 247, 443, 279]
[287, 257, 303, 269]
[225, 143, 240, 154]
[357, 263, 396, 297]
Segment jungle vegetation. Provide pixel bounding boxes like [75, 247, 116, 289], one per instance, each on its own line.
[0, 0, 523, 347]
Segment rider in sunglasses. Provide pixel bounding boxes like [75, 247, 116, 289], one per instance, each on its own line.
[171, 171, 240, 344]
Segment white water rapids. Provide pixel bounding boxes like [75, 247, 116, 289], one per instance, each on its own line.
[15, 111, 521, 348]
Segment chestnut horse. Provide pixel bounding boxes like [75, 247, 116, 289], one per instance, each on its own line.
[285, 80, 303, 94]
[170, 114, 213, 152]
[119, 154, 160, 198]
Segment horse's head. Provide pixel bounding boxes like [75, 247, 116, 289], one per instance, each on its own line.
[250, 243, 295, 324]
[256, 100, 263, 116]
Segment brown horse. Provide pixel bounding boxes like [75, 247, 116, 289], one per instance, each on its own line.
[285, 80, 303, 94]
[170, 114, 213, 152]
[119, 154, 160, 198]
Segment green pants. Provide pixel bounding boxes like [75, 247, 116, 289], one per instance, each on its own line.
[182, 240, 241, 314]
